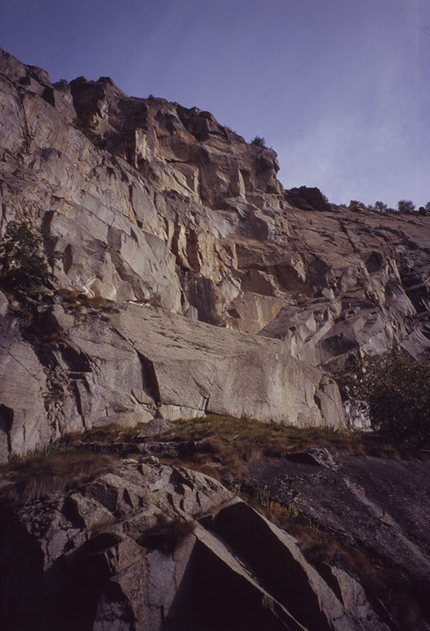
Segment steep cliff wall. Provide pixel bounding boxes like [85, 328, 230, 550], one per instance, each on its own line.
[1, 48, 430, 458]
[0, 295, 343, 462]
[2, 48, 430, 631]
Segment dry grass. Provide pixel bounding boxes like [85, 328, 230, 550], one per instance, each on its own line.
[61, 422, 142, 446]
[57, 289, 120, 317]
[149, 414, 418, 478]
[5, 422, 418, 529]
[59, 414, 424, 467]
[0, 412, 425, 628]
[156, 415, 430, 629]
[0, 448, 118, 504]
[0, 411, 425, 629]
[137, 514, 196, 553]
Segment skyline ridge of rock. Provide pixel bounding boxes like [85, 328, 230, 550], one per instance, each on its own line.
[1, 47, 430, 459]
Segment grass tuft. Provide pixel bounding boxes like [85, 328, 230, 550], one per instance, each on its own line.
[60, 422, 142, 445]
[137, 514, 196, 553]
[0, 448, 117, 504]
[145, 414, 421, 480]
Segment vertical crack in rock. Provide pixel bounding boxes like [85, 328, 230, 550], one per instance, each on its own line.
[136, 351, 161, 406]
[0, 404, 13, 459]
[72, 379, 87, 429]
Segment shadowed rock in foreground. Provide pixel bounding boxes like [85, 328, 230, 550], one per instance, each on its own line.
[0, 460, 391, 631]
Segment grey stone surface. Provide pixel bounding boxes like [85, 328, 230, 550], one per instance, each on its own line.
[0, 461, 390, 631]
[1, 46, 430, 366]
[0, 45, 429, 631]
[0, 319, 51, 462]
[136, 418, 174, 438]
[1, 46, 430, 452]
[246, 449, 430, 624]
[0, 292, 8, 317]
[0, 297, 346, 461]
[1, 48, 430, 442]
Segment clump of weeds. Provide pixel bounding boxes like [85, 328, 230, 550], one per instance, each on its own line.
[0, 446, 117, 504]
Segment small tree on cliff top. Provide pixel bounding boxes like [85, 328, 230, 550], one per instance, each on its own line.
[397, 200, 416, 213]
[251, 136, 266, 148]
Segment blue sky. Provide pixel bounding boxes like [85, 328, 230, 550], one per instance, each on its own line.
[1, 0, 429, 207]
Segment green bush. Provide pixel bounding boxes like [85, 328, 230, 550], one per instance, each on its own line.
[373, 201, 388, 213]
[251, 135, 266, 148]
[342, 352, 430, 447]
[397, 199, 416, 213]
[0, 220, 61, 294]
[348, 200, 367, 211]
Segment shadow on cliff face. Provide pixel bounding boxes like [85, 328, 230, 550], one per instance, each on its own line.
[42, 532, 127, 631]
[0, 508, 44, 631]
[244, 452, 430, 631]
[164, 539, 305, 631]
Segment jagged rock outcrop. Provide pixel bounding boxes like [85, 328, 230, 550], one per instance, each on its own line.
[1, 46, 430, 365]
[245, 448, 430, 630]
[0, 459, 390, 631]
[1, 46, 430, 447]
[2, 47, 430, 631]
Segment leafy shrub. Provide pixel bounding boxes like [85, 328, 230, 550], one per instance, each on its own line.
[342, 352, 430, 447]
[348, 200, 370, 212]
[397, 199, 416, 213]
[373, 200, 388, 213]
[251, 135, 266, 148]
[0, 221, 62, 294]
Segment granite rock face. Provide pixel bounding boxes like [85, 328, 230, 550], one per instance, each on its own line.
[1, 48, 430, 631]
[0, 295, 344, 462]
[1, 47, 430, 360]
[0, 460, 390, 631]
[1, 46, 430, 453]
[246, 448, 430, 630]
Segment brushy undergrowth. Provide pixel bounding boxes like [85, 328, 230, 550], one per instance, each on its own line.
[150, 414, 419, 479]
[160, 414, 351, 453]
[61, 422, 140, 445]
[1, 414, 426, 629]
[340, 351, 430, 448]
[58, 289, 120, 318]
[0, 447, 117, 504]
[150, 414, 430, 628]
[2, 414, 375, 504]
